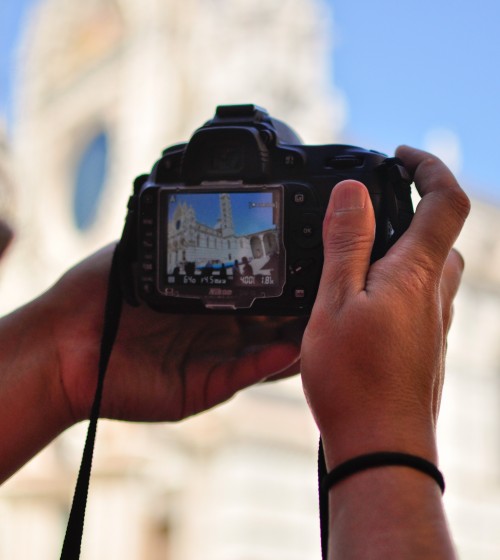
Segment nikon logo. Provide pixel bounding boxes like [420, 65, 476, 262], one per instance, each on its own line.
[209, 288, 233, 296]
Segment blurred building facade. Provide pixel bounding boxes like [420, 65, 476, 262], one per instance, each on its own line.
[1, 0, 344, 311]
[0, 1, 341, 559]
[2, 1, 500, 560]
[441, 202, 500, 560]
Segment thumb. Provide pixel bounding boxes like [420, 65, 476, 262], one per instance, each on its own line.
[316, 180, 375, 310]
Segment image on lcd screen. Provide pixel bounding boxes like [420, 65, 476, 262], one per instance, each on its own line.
[166, 191, 281, 290]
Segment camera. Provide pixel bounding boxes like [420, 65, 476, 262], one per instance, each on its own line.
[120, 105, 413, 315]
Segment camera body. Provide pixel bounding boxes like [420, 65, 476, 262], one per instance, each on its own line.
[121, 105, 413, 315]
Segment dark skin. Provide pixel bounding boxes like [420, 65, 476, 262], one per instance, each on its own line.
[0, 145, 469, 560]
[0, 234, 303, 482]
[50, 251, 304, 423]
[301, 146, 470, 560]
[302, 146, 469, 465]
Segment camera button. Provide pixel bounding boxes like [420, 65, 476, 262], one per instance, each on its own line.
[290, 259, 315, 275]
[293, 213, 322, 248]
[301, 224, 314, 237]
[292, 191, 307, 205]
[293, 287, 306, 299]
[282, 149, 304, 169]
[325, 155, 364, 169]
[141, 282, 154, 295]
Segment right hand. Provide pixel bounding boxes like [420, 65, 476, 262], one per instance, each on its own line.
[301, 146, 470, 469]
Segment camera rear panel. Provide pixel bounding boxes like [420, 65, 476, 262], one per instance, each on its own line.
[122, 105, 413, 316]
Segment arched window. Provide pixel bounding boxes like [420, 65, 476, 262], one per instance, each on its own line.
[73, 131, 109, 231]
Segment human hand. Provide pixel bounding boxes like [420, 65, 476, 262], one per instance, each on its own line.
[45, 246, 303, 425]
[301, 146, 470, 469]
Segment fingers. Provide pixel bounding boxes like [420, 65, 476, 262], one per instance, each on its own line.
[395, 146, 470, 269]
[263, 355, 301, 382]
[237, 316, 306, 348]
[208, 343, 301, 405]
[0, 220, 13, 260]
[314, 180, 375, 311]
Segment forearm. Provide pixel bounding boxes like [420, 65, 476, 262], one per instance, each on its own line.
[0, 296, 73, 483]
[320, 416, 456, 559]
[326, 465, 456, 560]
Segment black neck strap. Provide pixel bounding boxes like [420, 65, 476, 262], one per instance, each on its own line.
[59, 244, 124, 560]
[58, 242, 333, 559]
[318, 438, 329, 560]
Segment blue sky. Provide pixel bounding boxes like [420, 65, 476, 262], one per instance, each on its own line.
[0, 0, 38, 123]
[331, 0, 500, 203]
[169, 192, 277, 237]
[2, 0, 500, 203]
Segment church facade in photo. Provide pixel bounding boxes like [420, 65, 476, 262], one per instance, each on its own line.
[166, 193, 280, 280]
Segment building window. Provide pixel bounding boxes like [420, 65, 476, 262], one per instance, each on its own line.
[72, 131, 109, 231]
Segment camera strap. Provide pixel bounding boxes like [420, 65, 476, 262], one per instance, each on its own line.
[59, 243, 124, 560]
[318, 438, 329, 560]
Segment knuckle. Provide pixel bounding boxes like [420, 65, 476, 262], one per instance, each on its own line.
[417, 156, 471, 219]
[418, 155, 441, 174]
[324, 229, 373, 259]
[448, 187, 471, 222]
[416, 155, 450, 184]
[401, 250, 440, 292]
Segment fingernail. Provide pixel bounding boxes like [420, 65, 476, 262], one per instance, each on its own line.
[332, 181, 366, 212]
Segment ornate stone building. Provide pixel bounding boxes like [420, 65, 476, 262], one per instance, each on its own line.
[0, 122, 15, 227]
[1, 0, 344, 311]
[0, 1, 341, 559]
[439, 199, 500, 560]
[3, 1, 500, 560]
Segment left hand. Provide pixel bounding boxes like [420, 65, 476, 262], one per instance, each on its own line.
[45, 245, 304, 424]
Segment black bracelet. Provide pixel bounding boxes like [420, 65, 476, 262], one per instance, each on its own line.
[321, 451, 445, 494]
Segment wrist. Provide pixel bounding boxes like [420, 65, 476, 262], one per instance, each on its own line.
[46, 264, 108, 422]
[322, 451, 445, 496]
[319, 412, 438, 471]
[7, 296, 76, 429]
[0, 296, 75, 481]
[325, 464, 455, 560]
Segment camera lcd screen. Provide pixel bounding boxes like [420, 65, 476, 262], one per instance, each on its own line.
[161, 186, 285, 308]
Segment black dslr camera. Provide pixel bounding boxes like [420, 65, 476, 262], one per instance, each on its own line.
[121, 105, 413, 315]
